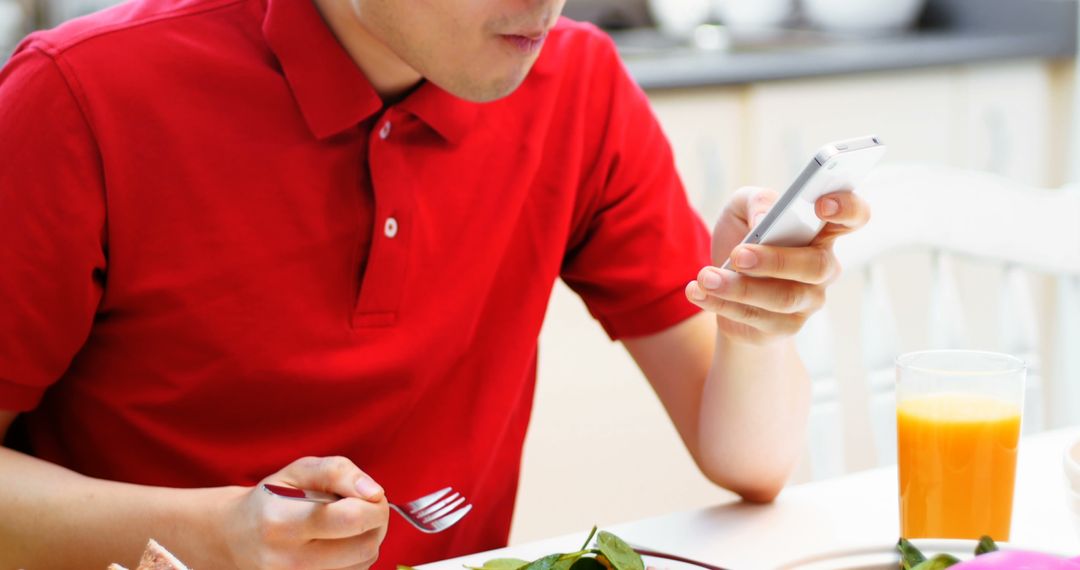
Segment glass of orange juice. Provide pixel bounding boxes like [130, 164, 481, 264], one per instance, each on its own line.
[896, 350, 1025, 540]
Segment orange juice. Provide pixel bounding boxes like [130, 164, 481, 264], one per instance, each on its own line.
[897, 393, 1021, 539]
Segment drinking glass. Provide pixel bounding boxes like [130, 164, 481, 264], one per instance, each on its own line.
[896, 350, 1025, 540]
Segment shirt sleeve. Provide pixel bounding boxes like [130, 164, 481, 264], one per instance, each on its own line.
[560, 35, 711, 340]
[0, 43, 107, 411]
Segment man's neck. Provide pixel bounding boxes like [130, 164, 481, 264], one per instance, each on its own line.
[312, 0, 423, 103]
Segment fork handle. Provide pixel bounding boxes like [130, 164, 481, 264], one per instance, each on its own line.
[263, 483, 340, 504]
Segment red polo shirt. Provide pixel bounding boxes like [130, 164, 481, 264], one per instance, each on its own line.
[0, 0, 710, 565]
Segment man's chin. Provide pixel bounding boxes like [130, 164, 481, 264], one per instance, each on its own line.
[440, 67, 533, 103]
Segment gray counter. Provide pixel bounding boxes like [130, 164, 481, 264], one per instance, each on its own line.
[583, 0, 1078, 90]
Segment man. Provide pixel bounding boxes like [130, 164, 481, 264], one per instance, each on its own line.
[0, 0, 869, 568]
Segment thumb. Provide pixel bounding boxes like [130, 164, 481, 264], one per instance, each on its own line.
[277, 456, 385, 502]
[746, 187, 779, 229]
[721, 186, 779, 230]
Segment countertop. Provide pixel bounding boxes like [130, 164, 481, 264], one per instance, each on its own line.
[587, 0, 1079, 90]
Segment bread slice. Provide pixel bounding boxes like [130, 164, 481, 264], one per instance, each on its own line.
[107, 539, 191, 570]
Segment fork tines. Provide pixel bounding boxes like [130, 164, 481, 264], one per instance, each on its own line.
[401, 486, 473, 532]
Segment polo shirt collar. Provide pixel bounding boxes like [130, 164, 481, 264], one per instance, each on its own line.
[262, 0, 478, 143]
[397, 82, 479, 144]
[262, 0, 381, 139]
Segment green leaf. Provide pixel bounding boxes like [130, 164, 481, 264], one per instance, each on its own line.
[911, 553, 961, 570]
[464, 559, 531, 570]
[595, 531, 644, 570]
[898, 538, 928, 570]
[552, 552, 588, 570]
[580, 526, 599, 552]
[568, 558, 606, 570]
[975, 536, 999, 556]
[398, 566, 418, 570]
[524, 553, 566, 570]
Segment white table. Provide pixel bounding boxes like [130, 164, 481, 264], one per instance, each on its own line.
[424, 426, 1080, 569]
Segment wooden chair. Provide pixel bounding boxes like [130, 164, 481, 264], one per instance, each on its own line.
[794, 163, 1080, 480]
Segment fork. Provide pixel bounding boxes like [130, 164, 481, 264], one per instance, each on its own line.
[262, 483, 472, 533]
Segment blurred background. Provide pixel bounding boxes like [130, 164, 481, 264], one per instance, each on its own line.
[2, 0, 1079, 549]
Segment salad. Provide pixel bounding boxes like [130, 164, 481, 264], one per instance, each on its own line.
[898, 536, 1080, 569]
[465, 527, 643, 570]
[397, 527, 644, 570]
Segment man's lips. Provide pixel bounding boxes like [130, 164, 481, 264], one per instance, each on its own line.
[511, 30, 547, 41]
[501, 32, 548, 53]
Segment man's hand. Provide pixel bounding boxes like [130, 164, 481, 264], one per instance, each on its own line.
[685, 186, 871, 345]
[220, 456, 390, 570]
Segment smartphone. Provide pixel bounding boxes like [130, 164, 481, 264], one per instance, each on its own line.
[721, 135, 887, 270]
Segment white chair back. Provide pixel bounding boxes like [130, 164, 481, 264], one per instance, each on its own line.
[794, 164, 1080, 480]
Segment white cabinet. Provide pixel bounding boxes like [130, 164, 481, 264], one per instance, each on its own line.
[745, 68, 963, 187]
[0, 0, 26, 55]
[649, 88, 746, 225]
[959, 62, 1053, 186]
[651, 60, 1056, 193]
[41, 0, 118, 25]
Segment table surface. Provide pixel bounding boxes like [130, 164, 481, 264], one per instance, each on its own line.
[422, 426, 1080, 569]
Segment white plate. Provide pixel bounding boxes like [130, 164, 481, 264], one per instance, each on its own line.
[641, 554, 716, 570]
[776, 539, 1012, 570]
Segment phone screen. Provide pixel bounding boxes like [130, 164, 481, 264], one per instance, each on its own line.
[721, 136, 886, 270]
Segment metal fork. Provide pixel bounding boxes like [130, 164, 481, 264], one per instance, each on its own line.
[262, 483, 472, 533]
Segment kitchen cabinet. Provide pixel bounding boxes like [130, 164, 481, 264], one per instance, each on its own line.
[649, 88, 746, 226]
[959, 62, 1053, 186]
[650, 60, 1054, 199]
[744, 68, 962, 186]
[515, 59, 1062, 543]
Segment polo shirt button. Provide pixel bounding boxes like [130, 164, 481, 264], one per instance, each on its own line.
[379, 121, 392, 139]
[384, 216, 398, 238]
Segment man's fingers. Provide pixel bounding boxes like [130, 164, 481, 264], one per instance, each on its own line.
[748, 186, 780, 227]
[807, 192, 872, 248]
[685, 282, 805, 336]
[726, 244, 840, 284]
[816, 191, 870, 230]
[693, 267, 824, 314]
[722, 186, 780, 226]
[303, 525, 386, 569]
[277, 456, 385, 502]
[305, 497, 389, 540]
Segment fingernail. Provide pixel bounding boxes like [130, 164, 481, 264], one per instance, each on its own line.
[821, 198, 840, 217]
[734, 248, 757, 269]
[688, 282, 706, 302]
[701, 271, 722, 290]
[355, 477, 383, 499]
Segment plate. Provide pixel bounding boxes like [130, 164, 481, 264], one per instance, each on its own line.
[776, 539, 1011, 570]
[641, 554, 718, 570]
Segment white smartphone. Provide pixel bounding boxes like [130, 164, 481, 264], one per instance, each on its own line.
[722, 135, 887, 270]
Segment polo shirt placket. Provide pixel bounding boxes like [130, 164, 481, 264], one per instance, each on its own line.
[355, 109, 413, 328]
